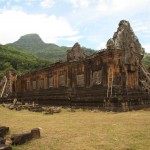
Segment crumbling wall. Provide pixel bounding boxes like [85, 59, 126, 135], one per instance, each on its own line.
[12, 20, 147, 105]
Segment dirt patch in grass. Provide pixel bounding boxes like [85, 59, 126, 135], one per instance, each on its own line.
[0, 106, 150, 150]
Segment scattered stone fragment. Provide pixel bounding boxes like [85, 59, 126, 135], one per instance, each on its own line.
[0, 138, 5, 144]
[0, 127, 9, 138]
[53, 107, 61, 113]
[0, 144, 12, 150]
[44, 108, 53, 115]
[44, 107, 62, 114]
[15, 106, 22, 111]
[8, 105, 15, 110]
[28, 106, 44, 112]
[67, 108, 76, 112]
[5, 138, 12, 146]
[2, 104, 11, 108]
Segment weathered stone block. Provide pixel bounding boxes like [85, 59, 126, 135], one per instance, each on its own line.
[8, 105, 15, 110]
[15, 106, 22, 111]
[0, 144, 12, 150]
[53, 108, 61, 113]
[11, 133, 32, 145]
[0, 138, 5, 144]
[0, 127, 9, 138]
[31, 128, 40, 139]
[28, 107, 44, 112]
[44, 108, 54, 114]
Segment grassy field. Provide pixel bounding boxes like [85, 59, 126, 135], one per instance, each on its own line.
[0, 106, 150, 150]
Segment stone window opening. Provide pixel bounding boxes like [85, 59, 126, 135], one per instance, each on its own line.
[59, 74, 65, 87]
[25, 80, 30, 91]
[48, 77, 53, 88]
[40, 79, 44, 89]
[77, 74, 84, 87]
[32, 80, 36, 90]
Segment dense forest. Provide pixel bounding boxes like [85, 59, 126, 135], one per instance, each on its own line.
[0, 45, 50, 78]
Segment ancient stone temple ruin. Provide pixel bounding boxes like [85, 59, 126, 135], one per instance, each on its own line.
[0, 20, 150, 111]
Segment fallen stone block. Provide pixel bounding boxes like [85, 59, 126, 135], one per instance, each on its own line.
[53, 108, 61, 113]
[11, 128, 41, 145]
[31, 128, 40, 139]
[0, 138, 5, 144]
[0, 127, 9, 138]
[44, 111, 53, 115]
[8, 105, 15, 110]
[44, 107, 62, 114]
[0, 144, 12, 150]
[5, 137, 12, 146]
[28, 107, 44, 112]
[2, 104, 11, 108]
[15, 106, 22, 111]
[11, 133, 32, 145]
[44, 108, 54, 115]
[67, 108, 76, 112]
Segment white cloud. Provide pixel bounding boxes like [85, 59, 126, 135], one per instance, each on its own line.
[14, 0, 20, 2]
[69, 0, 91, 8]
[95, 0, 150, 15]
[65, 0, 150, 50]
[67, 0, 150, 24]
[40, 0, 55, 8]
[63, 35, 84, 42]
[134, 26, 149, 33]
[25, 0, 38, 7]
[0, 0, 149, 50]
[26, 2, 33, 6]
[143, 44, 150, 53]
[0, 9, 78, 44]
[96, 42, 106, 50]
[132, 20, 150, 34]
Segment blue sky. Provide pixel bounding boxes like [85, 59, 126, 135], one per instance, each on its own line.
[0, 0, 150, 52]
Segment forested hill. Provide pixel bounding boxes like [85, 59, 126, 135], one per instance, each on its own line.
[7, 34, 94, 61]
[0, 45, 50, 78]
[8, 34, 51, 52]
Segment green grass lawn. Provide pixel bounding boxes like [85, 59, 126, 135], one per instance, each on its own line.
[0, 106, 150, 150]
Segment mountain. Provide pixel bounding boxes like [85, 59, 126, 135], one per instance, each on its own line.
[8, 34, 94, 62]
[8, 34, 49, 52]
[0, 44, 50, 78]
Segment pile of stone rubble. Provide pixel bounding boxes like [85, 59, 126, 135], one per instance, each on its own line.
[2, 100, 62, 115]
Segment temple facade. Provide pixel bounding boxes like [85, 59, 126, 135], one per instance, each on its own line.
[1, 20, 150, 110]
